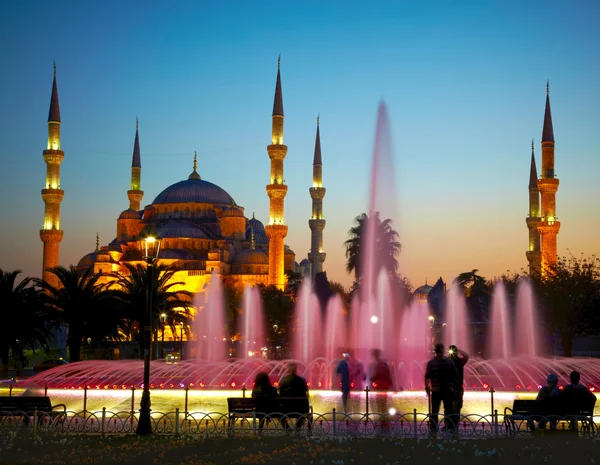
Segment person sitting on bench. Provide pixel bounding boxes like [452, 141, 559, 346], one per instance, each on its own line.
[560, 370, 596, 424]
[278, 363, 309, 431]
[536, 373, 561, 428]
[251, 372, 278, 431]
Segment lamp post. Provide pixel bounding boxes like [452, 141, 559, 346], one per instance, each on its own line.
[428, 315, 435, 347]
[136, 231, 161, 436]
[159, 313, 167, 359]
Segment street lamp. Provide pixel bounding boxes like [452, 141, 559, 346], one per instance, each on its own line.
[136, 230, 162, 436]
[428, 315, 435, 347]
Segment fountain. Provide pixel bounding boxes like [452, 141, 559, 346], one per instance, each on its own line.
[240, 285, 266, 360]
[443, 281, 473, 357]
[19, 101, 600, 416]
[194, 271, 226, 362]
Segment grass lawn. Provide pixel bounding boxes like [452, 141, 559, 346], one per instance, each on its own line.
[0, 433, 598, 465]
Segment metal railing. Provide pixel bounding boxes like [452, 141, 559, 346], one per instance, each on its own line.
[0, 409, 597, 438]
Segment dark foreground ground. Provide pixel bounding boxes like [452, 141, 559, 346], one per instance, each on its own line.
[0, 433, 598, 465]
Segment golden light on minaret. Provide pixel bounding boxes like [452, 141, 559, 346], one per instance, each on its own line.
[537, 81, 560, 275]
[265, 56, 288, 290]
[40, 62, 64, 287]
[526, 139, 541, 275]
[127, 117, 144, 211]
[308, 115, 326, 278]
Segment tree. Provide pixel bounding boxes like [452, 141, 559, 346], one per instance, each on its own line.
[456, 269, 492, 322]
[258, 284, 293, 353]
[344, 211, 401, 284]
[0, 269, 51, 372]
[37, 266, 123, 362]
[533, 254, 600, 356]
[113, 263, 193, 359]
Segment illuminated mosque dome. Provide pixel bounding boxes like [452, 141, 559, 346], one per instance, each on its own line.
[233, 249, 268, 265]
[152, 178, 235, 206]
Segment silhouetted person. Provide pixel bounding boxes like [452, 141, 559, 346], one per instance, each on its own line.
[425, 343, 458, 434]
[368, 349, 393, 423]
[561, 371, 597, 417]
[336, 351, 351, 413]
[448, 345, 469, 418]
[536, 373, 561, 428]
[278, 363, 309, 431]
[251, 372, 278, 431]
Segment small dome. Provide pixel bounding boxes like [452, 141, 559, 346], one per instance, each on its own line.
[233, 249, 268, 265]
[247, 217, 265, 231]
[77, 251, 97, 267]
[119, 209, 140, 220]
[299, 258, 311, 265]
[222, 206, 244, 218]
[414, 284, 433, 296]
[285, 247, 295, 255]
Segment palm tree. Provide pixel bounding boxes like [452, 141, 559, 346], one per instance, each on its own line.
[37, 266, 124, 362]
[113, 263, 192, 359]
[0, 269, 51, 372]
[344, 211, 401, 284]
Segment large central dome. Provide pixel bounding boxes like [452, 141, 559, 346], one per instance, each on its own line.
[152, 178, 235, 205]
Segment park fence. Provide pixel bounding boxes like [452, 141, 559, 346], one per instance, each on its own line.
[0, 408, 597, 439]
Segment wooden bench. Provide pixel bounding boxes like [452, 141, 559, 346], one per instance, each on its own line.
[227, 397, 313, 432]
[0, 396, 67, 424]
[504, 398, 596, 434]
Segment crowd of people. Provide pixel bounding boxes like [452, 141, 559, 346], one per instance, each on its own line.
[250, 343, 597, 434]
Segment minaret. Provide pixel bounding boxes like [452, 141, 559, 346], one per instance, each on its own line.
[308, 115, 326, 278]
[537, 81, 560, 273]
[526, 140, 541, 275]
[40, 63, 64, 287]
[127, 117, 144, 211]
[265, 56, 288, 290]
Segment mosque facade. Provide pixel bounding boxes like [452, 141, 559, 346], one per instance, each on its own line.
[40, 61, 327, 339]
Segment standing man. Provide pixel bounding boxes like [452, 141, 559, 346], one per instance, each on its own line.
[425, 343, 459, 435]
[448, 344, 469, 420]
[278, 363, 309, 431]
[336, 351, 351, 413]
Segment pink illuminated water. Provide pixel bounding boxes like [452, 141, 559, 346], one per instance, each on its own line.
[515, 278, 540, 357]
[443, 282, 473, 356]
[292, 279, 323, 364]
[194, 271, 226, 362]
[489, 282, 511, 360]
[240, 286, 266, 360]
[323, 294, 347, 362]
[397, 300, 429, 389]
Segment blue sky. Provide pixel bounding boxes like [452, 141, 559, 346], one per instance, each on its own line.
[1, 0, 599, 288]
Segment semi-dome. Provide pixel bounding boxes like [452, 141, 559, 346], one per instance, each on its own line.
[233, 249, 268, 265]
[155, 222, 209, 239]
[222, 206, 244, 218]
[152, 179, 235, 205]
[118, 208, 141, 220]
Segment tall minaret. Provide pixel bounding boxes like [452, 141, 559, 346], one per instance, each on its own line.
[537, 81, 560, 273]
[127, 117, 144, 211]
[40, 63, 64, 287]
[308, 115, 326, 278]
[265, 56, 288, 290]
[526, 140, 541, 275]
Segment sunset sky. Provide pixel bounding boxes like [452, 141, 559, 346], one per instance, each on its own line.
[1, 1, 599, 289]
